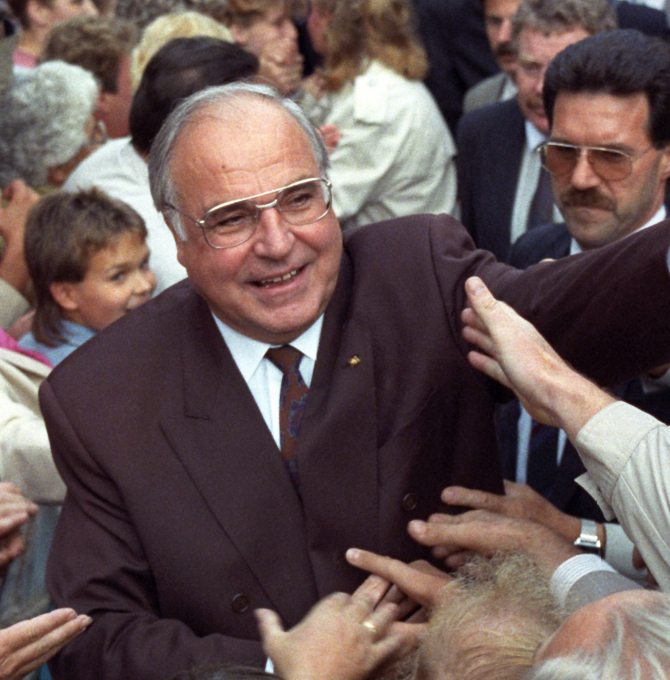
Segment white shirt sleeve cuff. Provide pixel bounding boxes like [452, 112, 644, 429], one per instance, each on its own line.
[550, 554, 615, 608]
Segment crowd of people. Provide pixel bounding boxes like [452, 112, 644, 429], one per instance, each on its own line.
[1, 0, 670, 679]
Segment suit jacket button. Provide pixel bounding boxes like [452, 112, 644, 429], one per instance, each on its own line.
[231, 594, 250, 613]
[402, 493, 418, 511]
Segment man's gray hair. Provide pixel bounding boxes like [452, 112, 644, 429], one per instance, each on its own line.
[528, 595, 670, 680]
[0, 61, 99, 188]
[511, 0, 616, 52]
[148, 82, 329, 241]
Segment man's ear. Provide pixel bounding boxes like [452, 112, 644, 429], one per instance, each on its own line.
[49, 281, 80, 312]
[96, 92, 114, 116]
[163, 214, 188, 266]
[47, 163, 72, 188]
[659, 144, 670, 181]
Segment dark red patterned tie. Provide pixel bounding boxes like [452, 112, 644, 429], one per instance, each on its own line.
[266, 345, 308, 484]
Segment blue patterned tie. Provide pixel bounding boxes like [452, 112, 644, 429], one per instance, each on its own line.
[266, 345, 308, 485]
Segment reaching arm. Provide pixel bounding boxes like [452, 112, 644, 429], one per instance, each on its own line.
[407, 509, 580, 578]
[461, 276, 616, 440]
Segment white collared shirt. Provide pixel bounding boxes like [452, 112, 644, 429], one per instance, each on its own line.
[510, 121, 562, 244]
[212, 314, 323, 449]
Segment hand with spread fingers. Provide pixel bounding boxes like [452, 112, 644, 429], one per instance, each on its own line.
[440, 481, 583, 544]
[0, 608, 91, 680]
[461, 276, 615, 440]
[407, 509, 580, 578]
[255, 575, 413, 680]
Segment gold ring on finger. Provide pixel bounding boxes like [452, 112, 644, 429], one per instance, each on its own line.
[362, 620, 378, 636]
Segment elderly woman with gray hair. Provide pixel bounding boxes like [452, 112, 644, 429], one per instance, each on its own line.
[0, 60, 103, 191]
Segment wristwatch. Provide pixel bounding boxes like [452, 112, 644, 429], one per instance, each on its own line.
[574, 518, 603, 557]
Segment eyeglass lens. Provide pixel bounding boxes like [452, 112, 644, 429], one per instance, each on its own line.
[203, 178, 331, 248]
[542, 144, 632, 181]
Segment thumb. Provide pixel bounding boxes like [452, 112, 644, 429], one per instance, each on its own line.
[464, 276, 497, 317]
[254, 608, 285, 648]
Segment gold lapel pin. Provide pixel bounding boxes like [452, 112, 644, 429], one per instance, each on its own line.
[348, 355, 361, 368]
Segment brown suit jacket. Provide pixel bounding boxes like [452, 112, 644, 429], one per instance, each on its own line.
[43, 215, 670, 680]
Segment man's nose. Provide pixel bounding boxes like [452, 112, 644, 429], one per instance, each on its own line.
[570, 151, 600, 190]
[499, 17, 512, 44]
[253, 207, 294, 259]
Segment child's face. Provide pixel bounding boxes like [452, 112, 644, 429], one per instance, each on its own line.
[58, 233, 156, 332]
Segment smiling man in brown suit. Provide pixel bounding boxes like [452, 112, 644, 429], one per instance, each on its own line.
[42, 82, 670, 680]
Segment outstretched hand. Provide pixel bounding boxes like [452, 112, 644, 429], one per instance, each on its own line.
[441, 481, 582, 544]
[256, 573, 415, 680]
[0, 608, 91, 680]
[461, 276, 615, 437]
[345, 549, 452, 612]
[407, 509, 580, 578]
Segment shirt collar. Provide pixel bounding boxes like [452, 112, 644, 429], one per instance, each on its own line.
[212, 313, 324, 383]
[525, 119, 547, 152]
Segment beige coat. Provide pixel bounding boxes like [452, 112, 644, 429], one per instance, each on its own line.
[0, 347, 65, 503]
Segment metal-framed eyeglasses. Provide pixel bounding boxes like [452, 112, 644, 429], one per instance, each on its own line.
[165, 177, 333, 249]
[538, 141, 655, 182]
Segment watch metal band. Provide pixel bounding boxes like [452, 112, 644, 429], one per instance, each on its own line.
[574, 518, 602, 556]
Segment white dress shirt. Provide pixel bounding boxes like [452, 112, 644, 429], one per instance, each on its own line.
[213, 314, 323, 449]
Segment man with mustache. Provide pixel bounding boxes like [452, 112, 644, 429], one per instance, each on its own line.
[457, 0, 616, 262]
[533, 29, 670, 253]
[495, 28, 670, 587]
[463, 0, 521, 115]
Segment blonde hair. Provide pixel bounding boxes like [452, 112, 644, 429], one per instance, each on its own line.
[315, 0, 428, 93]
[415, 553, 564, 680]
[130, 11, 233, 90]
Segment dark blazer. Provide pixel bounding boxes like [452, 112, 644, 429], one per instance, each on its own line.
[500, 223, 670, 518]
[508, 221, 571, 267]
[411, 0, 499, 133]
[43, 215, 670, 680]
[457, 98, 527, 262]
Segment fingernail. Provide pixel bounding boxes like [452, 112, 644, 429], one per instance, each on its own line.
[346, 548, 359, 562]
[80, 615, 93, 626]
[442, 487, 455, 502]
[466, 277, 485, 295]
[408, 520, 425, 536]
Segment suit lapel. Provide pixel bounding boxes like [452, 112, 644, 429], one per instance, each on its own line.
[159, 291, 318, 623]
[297, 252, 380, 596]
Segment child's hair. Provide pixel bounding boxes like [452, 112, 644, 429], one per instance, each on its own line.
[25, 187, 148, 347]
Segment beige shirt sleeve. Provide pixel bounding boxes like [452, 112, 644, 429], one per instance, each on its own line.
[575, 401, 670, 592]
[0, 350, 66, 503]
